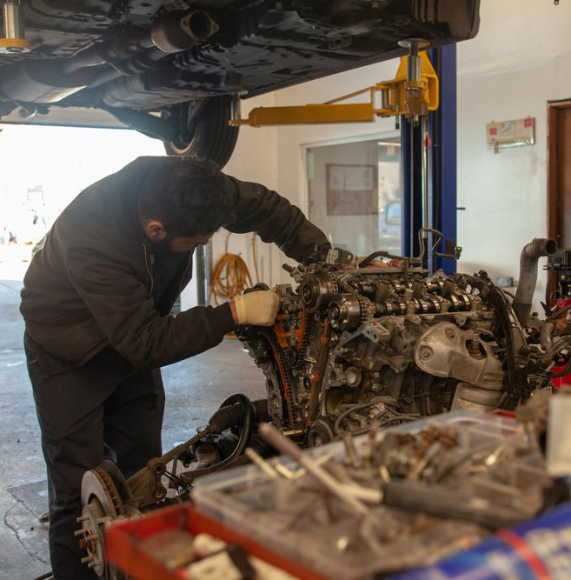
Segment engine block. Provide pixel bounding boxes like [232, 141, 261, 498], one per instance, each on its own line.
[239, 248, 556, 446]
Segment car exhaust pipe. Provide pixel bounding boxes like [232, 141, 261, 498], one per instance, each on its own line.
[152, 10, 219, 52]
[0, 10, 219, 104]
[513, 238, 557, 326]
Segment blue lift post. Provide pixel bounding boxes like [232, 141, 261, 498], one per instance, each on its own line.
[401, 44, 457, 273]
[400, 112, 424, 259]
[432, 44, 458, 274]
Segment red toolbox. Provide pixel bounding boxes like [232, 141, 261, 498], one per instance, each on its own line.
[105, 502, 328, 580]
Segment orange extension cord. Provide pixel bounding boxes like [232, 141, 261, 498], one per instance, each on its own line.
[208, 234, 261, 306]
[208, 252, 253, 306]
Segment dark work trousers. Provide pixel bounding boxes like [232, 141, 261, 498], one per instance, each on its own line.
[25, 338, 165, 580]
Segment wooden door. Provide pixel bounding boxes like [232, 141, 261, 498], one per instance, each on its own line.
[547, 100, 571, 305]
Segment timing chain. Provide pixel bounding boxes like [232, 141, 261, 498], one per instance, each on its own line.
[357, 295, 374, 322]
[259, 330, 301, 425]
[294, 313, 312, 370]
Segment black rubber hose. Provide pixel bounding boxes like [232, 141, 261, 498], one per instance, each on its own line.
[359, 251, 388, 268]
[208, 403, 246, 433]
[182, 394, 254, 482]
[252, 398, 271, 423]
[216, 393, 253, 455]
[208, 398, 269, 433]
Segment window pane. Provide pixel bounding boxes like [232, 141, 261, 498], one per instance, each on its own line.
[307, 137, 402, 257]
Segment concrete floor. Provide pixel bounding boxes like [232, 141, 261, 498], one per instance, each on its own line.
[0, 279, 266, 579]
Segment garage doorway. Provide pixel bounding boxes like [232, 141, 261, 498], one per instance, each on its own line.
[306, 135, 402, 257]
[547, 100, 571, 305]
[0, 125, 164, 280]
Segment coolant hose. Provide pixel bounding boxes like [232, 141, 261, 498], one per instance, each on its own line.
[514, 238, 557, 327]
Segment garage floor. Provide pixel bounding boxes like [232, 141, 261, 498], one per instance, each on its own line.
[0, 278, 266, 580]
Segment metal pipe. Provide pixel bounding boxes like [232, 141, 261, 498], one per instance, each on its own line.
[421, 115, 431, 270]
[195, 245, 207, 306]
[3, 1, 24, 39]
[421, 116, 429, 231]
[259, 423, 370, 516]
[540, 321, 555, 364]
[409, 121, 415, 253]
[407, 45, 420, 82]
[513, 238, 557, 326]
[0, 10, 219, 102]
[60, 11, 218, 75]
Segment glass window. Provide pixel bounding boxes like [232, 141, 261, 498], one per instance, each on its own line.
[307, 136, 402, 257]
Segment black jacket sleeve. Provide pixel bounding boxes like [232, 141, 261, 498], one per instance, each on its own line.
[64, 245, 235, 369]
[222, 175, 329, 263]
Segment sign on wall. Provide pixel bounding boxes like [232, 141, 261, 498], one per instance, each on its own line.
[486, 117, 535, 153]
[326, 164, 378, 215]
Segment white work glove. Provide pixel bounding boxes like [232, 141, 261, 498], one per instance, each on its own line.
[233, 290, 279, 326]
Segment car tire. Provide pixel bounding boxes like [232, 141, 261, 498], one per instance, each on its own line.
[163, 95, 239, 168]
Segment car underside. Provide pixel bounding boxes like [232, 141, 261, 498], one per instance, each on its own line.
[0, 0, 480, 165]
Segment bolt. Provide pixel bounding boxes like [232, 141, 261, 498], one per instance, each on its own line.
[81, 555, 94, 564]
[445, 328, 456, 339]
[77, 515, 89, 523]
[421, 348, 432, 360]
[470, 331, 484, 359]
[74, 528, 89, 536]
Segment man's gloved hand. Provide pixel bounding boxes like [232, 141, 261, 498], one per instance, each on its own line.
[231, 290, 279, 326]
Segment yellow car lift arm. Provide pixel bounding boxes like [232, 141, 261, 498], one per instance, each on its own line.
[231, 42, 438, 128]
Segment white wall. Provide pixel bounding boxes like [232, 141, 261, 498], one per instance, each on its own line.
[185, 0, 571, 309]
[218, 92, 281, 290]
[181, 92, 281, 309]
[456, 0, 571, 307]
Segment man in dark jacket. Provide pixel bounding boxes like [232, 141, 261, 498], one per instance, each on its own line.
[21, 156, 328, 580]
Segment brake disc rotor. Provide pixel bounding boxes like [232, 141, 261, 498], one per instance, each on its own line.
[77, 463, 128, 578]
[99, 459, 132, 506]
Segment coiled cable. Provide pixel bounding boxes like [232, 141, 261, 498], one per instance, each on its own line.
[208, 252, 252, 305]
[208, 232, 262, 306]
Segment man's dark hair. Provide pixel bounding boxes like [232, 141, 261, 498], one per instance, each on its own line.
[137, 156, 231, 237]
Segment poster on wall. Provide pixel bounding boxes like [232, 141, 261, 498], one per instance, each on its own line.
[326, 164, 378, 216]
[486, 117, 535, 153]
